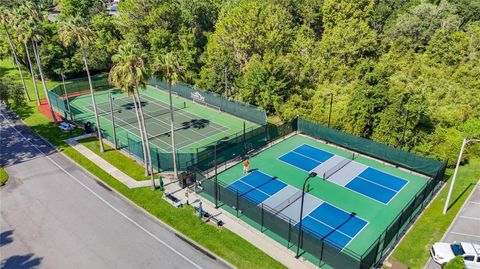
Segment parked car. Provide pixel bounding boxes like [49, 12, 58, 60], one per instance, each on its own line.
[430, 241, 480, 268]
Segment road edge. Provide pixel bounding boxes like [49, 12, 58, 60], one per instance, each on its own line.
[2, 107, 235, 269]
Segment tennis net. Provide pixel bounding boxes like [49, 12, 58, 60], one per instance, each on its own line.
[323, 153, 355, 179]
[116, 102, 186, 126]
[272, 190, 303, 214]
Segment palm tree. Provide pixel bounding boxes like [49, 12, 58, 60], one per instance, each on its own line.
[152, 52, 183, 181]
[58, 16, 104, 152]
[0, 7, 31, 102]
[26, 4, 58, 123]
[109, 43, 155, 189]
[14, 7, 40, 106]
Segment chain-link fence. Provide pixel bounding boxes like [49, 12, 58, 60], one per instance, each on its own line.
[148, 78, 267, 125]
[189, 118, 447, 269]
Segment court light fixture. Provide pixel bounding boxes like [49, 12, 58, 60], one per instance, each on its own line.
[443, 138, 480, 214]
[296, 171, 319, 258]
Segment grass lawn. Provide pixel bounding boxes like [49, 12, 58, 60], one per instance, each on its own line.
[0, 58, 59, 101]
[1, 58, 285, 269]
[79, 137, 150, 181]
[389, 158, 480, 269]
[0, 167, 8, 186]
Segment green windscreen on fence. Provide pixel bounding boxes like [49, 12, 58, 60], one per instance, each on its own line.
[191, 155, 447, 269]
[50, 74, 111, 97]
[148, 78, 267, 125]
[297, 118, 444, 177]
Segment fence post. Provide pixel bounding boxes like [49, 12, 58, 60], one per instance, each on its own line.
[395, 210, 404, 240]
[288, 219, 292, 247]
[261, 203, 264, 231]
[319, 239, 325, 266]
[236, 190, 239, 218]
[243, 121, 246, 156]
[156, 148, 161, 173]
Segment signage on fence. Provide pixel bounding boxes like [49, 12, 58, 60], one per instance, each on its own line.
[191, 91, 205, 103]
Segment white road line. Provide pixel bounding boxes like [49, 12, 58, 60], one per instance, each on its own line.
[450, 232, 480, 238]
[0, 113, 203, 269]
[469, 201, 480, 205]
[458, 216, 480, 221]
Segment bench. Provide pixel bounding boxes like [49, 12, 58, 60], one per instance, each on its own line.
[163, 193, 183, 208]
[195, 207, 223, 227]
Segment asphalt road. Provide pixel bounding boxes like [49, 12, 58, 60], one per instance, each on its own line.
[424, 181, 480, 269]
[0, 107, 230, 269]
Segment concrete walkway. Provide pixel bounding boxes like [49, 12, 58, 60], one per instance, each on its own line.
[67, 134, 316, 269]
[65, 134, 164, 189]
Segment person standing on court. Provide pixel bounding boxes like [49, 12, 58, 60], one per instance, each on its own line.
[243, 159, 250, 174]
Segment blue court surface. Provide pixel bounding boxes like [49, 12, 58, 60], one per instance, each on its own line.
[302, 203, 367, 249]
[227, 170, 368, 250]
[278, 144, 408, 204]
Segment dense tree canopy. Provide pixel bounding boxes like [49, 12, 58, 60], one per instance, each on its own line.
[1, 0, 479, 163]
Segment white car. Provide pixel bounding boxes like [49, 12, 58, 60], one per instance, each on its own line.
[430, 241, 480, 268]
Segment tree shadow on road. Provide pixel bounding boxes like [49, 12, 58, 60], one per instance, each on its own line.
[0, 253, 42, 269]
[0, 230, 14, 247]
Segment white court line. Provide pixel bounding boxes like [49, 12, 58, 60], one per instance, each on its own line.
[140, 95, 231, 146]
[304, 215, 354, 239]
[357, 176, 399, 193]
[227, 173, 275, 199]
[91, 93, 235, 151]
[0, 113, 203, 269]
[146, 85, 241, 128]
[276, 151, 322, 169]
[450, 232, 480, 238]
[140, 94, 227, 134]
[469, 201, 480, 205]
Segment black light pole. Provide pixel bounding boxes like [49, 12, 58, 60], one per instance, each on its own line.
[327, 93, 333, 128]
[296, 171, 318, 258]
[214, 136, 229, 208]
[400, 110, 409, 147]
[61, 70, 72, 121]
[108, 94, 117, 149]
[214, 141, 218, 208]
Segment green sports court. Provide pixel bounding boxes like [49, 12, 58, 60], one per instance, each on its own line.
[196, 124, 447, 268]
[47, 76, 264, 171]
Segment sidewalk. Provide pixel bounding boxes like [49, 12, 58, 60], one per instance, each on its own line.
[67, 134, 317, 269]
[65, 134, 163, 188]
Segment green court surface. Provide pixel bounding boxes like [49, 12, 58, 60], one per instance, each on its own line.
[67, 86, 258, 153]
[214, 134, 429, 260]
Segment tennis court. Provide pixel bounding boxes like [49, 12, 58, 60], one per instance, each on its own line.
[90, 93, 229, 151]
[66, 86, 259, 154]
[210, 134, 430, 266]
[278, 144, 408, 204]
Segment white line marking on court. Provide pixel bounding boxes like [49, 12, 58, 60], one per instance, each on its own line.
[357, 176, 399, 193]
[450, 232, 480, 238]
[469, 201, 480, 205]
[292, 145, 333, 164]
[0, 113, 204, 269]
[277, 151, 321, 169]
[303, 215, 354, 239]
